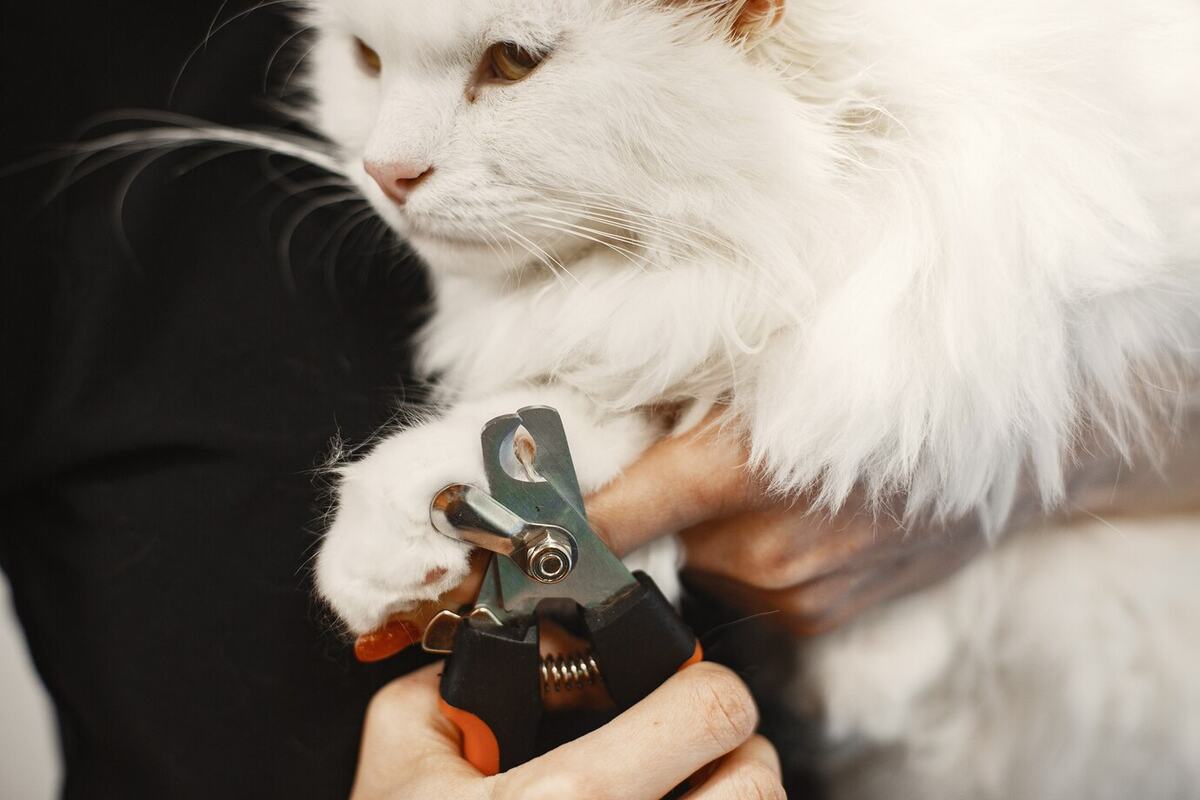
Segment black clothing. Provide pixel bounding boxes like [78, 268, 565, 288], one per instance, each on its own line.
[2, 2, 429, 797]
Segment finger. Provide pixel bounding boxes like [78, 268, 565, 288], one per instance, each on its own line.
[587, 413, 761, 556]
[679, 506, 909, 591]
[359, 663, 461, 754]
[679, 508, 838, 590]
[686, 531, 985, 636]
[351, 663, 481, 798]
[680, 501, 984, 593]
[684, 567, 868, 636]
[495, 662, 759, 800]
[685, 735, 784, 799]
[800, 535, 985, 633]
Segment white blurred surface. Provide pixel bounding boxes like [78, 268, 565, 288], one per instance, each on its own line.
[0, 580, 59, 799]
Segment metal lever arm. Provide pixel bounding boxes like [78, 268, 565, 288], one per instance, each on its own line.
[431, 484, 526, 554]
[431, 484, 579, 584]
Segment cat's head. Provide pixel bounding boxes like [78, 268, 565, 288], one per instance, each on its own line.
[302, 0, 806, 279]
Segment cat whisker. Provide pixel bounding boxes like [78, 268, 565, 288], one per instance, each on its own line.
[362, 217, 396, 263]
[282, 43, 321, 94]
[523, 194, 800, 325]
[527, 223, 649, 272]
[109, 148, 183, 271]
[170, 143, 257, 178]
[475, 219, 517, 269]
[523, 200, 707, 260]
[521, 216, 652, 274]
[527, 199, 771, 288]
[417, 196, 521, 267]
[40, 147, 154, 207]
[507, 181, 737, 255]
[202, 0, 234, 50]
[66, 125, 344, 175]
[264, 24, 314, 95]
[5, 108, 339, 176]
[10, 126, 345, 222]
[169, 0, 300, 104]
[546, 195, 732, 254]
[520, 210, 646, 250]
[494, 220, 579, 286]
[319, 202, 377, 262]
[256, 174, 354, 212]
[324, 206, 382, 295]
[278, 192, 370, 293]
[571, 201, 794, 299]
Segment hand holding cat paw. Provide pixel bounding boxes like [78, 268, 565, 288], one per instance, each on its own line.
[586, 412, 988, 636]
[349, 405, 987, 654]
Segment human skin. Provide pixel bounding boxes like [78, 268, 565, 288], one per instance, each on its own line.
[349, 661, 785, 800]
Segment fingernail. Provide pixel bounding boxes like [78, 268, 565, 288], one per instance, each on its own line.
[354, 618, 422, 663]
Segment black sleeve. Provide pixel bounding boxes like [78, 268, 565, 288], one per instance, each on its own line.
[0, 2, 434, 798]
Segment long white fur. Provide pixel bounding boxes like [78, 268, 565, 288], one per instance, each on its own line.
[302, 0, 1200, 796]
[810, 514, 1200, 800]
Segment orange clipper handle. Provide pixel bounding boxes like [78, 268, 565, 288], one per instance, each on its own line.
[437, 697, 503, 776]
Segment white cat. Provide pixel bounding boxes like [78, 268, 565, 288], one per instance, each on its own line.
[303, 0, 1200, 797]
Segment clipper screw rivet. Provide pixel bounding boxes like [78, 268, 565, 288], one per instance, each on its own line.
[526, 530, 575, 583]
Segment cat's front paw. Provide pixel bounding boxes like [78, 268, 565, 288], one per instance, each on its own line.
[314, 421, 484, 635]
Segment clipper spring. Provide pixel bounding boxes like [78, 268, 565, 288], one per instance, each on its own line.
[540, 651, 601, 693]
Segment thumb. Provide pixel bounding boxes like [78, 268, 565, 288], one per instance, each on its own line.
[359, 663, 466, 757]
[585, 413, 759, 556]
[352, 663, 481, 798]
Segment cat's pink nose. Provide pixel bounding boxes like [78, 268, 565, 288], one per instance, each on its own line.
[363, 159, 434, 205]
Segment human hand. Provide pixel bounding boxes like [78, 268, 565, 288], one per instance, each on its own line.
[586, 412, 987, 636]
[350, 661, 783, 800]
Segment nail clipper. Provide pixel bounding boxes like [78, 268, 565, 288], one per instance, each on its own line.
[424, 405, 702, 775]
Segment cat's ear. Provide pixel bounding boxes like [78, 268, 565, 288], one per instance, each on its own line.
[675, 0, 786, 43]
[729, 0, 786, 41]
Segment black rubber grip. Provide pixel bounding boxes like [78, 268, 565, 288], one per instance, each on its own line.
[584, 572, 699, 709]
[439, 571, 699, 780]
[439, 619, 542, 773]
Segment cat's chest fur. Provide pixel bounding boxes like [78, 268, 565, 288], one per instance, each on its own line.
[417, 250, 792, 408]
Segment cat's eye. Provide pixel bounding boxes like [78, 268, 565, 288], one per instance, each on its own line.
[355, 38, 382, 76]
[485, 41, 545, 83]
